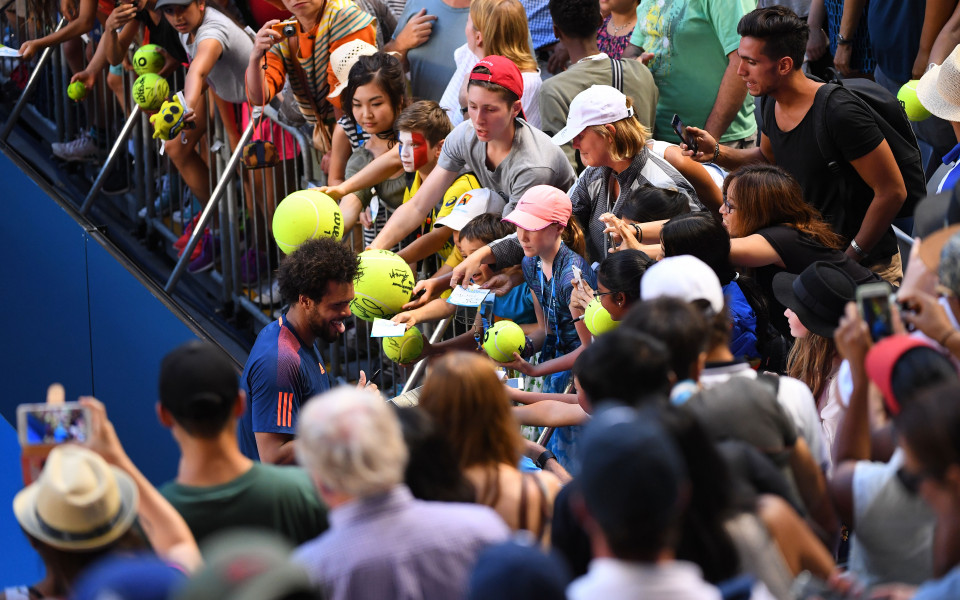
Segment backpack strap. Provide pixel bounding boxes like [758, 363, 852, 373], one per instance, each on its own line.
[757, 372, 781, 395]
[810, 83, 845, 175]
[610, 57, 624, 92]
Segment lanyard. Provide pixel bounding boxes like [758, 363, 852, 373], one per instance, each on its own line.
[537, 255, 559, 337]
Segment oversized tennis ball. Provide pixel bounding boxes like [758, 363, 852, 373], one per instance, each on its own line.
[133, 44, 165, 76]
[482, 320, 525, 362]
[382, 327, 423, 363]
[132, 73, 169, 111]
[898, 80, 931, 122]
[351, 250, 415, 321]
[272, 189, 344, 254]
[584, 297, 618, 337]
[66, 81, 87, 102]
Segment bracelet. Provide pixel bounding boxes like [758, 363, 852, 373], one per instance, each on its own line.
[535, 449, 556, 469]
[712, 142, 720, 163]
[632, 222, 643, 243]
[939, 329, 957, 347]
[850, 239, 867, 258]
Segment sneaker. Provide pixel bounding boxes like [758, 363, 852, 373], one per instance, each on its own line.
[239, 248, 269, 287]
[101, 164, 129, 196]
[188, 231, 217, 273]
[171, 191, 203, 224]
[52, 133, 102, 162]
[175, 215, 200, 252]
[253, 279, 282, 306]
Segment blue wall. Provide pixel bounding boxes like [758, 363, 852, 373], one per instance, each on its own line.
[0, 152, 201, 587]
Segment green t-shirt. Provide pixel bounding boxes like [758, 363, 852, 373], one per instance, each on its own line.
[160, 462, 329, 547]
[631, 0, 757, 143]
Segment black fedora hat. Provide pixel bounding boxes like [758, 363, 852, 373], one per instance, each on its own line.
[772, 262, 858, 338]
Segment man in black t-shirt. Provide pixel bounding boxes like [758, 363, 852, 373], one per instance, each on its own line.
[683, 6, 906, 284]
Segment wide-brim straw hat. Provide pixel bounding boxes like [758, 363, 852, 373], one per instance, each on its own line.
[327, 40, 379, 99]
[918, 45, 960, 122]
[13, 445, 139, 551]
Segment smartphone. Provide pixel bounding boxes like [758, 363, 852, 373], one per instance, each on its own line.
[857, 282, 895, 342]
[17, 402, 91, 447]
[506, 377, 524, 389]
[571, 265, 582, 285]
[671, 114, 698, 153]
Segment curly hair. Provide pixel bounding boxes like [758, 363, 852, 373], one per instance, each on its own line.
[548, 0, 602, 40]
[277, 238, 359, 305]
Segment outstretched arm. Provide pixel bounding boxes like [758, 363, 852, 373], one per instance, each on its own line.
[370, 166, 459, 250]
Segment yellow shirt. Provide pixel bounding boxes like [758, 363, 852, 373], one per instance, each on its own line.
[404, 171, 481, 261]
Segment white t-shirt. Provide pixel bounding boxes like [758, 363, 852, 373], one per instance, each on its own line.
[181, 6, 253, 104]
[568, 559, 721, 600]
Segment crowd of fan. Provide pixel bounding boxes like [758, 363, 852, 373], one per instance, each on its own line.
[14, 0, 960, 596]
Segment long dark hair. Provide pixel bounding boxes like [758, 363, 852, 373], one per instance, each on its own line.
[597, 249, 652, 303]
[341, 52, 408, 146]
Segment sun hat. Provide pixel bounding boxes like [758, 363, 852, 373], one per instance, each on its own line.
[158, 340, 239, 424]
[328, 41, 379, 99]
[435, 188, 507, 231]
[772, 261, 859, 338]
[640, 255, 725, 314]
[13, 445, 139, 551]
[865, 335, 938, 416]
[469, 56, 524, 100]
[917, 45, 960, 122]
[502, 185, 572, 231]
[551, 85, 635, 146]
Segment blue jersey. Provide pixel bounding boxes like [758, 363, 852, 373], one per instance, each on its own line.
[237, 315, 331, 460]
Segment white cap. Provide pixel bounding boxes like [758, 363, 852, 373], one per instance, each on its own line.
[551, 85, 635, 146]
[328, 41, 379, 99]
[641, 255, 725, 314]
[435, 188, 506, 231]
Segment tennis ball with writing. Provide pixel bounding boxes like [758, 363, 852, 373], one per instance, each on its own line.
[351, 250, 415, 321]
[272, 189, 344, 254]
[383, 327, 423, 363]
[132, 73, 169, 111]
[133, 44, 165, 76]
[898, 80, 932, 122]
[67, 81, 87, 102]
[584, 297, 619, 337]
[482, 320, 525, 363]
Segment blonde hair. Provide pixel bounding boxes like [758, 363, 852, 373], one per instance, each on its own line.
[588, 97, 650, 161]
[296, 387, 407, 497]
[471, 0, 539, 73]
[786, 334, 838, 399]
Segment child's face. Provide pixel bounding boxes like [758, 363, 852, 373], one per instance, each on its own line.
[467, 85, 519, 143]
[398, 130, 433, 173]
[516, 224, 562, 258]
[161, 0, 204, 33]
[351, 82, 397, 137]
[459, 236, 493, 285]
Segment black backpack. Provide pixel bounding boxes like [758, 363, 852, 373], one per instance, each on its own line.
[809, 70, 926, 219]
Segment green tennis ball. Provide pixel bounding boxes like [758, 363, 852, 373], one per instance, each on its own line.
[132, 73, 169, 111]
[584, 297, 619, 337]
[133, 44, 165, 76]
[351, 250, 415, 322]
[382, 327, 423, 363]
[898, 80, 932, 122]
[66, 81, 87, 102]
[482, 320, 525, 362]
[272, 189, 344, 254]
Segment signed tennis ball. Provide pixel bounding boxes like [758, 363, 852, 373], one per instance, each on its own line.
[351, 250, 415, 321]
[898, 80, 932, 122]
[382, 327, 423, 363]
[133, 44, 165, 76]
[132, 73, 169, 111]
[272, 189, 343, 254]
[482, 320, 525, 363]
[584, 297, 619, 337]
[66, 81, 87, 102]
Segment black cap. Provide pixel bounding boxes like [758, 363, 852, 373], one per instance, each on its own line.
[159, 341, 239, 421]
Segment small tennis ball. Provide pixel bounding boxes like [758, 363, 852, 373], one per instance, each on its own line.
[132, 73, 169, 111]
[67, 81, 87, 102]
[272, 189, 344, 254]
[584, 297, 619, 337]
[351, 250, 415, 321]
[133, 44, 165, 76]
[898, 80, 932, 122]
[482, 320, 525, 363]
[382, 327, 423, 363]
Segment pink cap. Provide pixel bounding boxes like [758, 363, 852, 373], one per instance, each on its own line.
[502, 185, 572, 231]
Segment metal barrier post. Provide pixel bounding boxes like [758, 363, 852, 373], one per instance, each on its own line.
[79, 105, 142, 214]
[398, 315, 453, 395]
[164, 119, 255, 293]
[0, 16, 66, 142]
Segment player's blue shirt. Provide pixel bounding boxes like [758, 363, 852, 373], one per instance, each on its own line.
[238, 315, 331, 461]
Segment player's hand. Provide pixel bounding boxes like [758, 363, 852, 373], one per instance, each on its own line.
[395, 9, 436, 52]
[402, 278, 441, 309]
[356, 370, 379, 392]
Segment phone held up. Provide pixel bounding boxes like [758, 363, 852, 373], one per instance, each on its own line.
[17, 397, 92, 485]
[671, 113, 698, 154]
[856, 282, 896, 342]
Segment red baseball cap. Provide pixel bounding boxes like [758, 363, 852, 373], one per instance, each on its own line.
[469, 55, 524, 101]
[865, 335, 937, 416]
[502, 185, 572, 231]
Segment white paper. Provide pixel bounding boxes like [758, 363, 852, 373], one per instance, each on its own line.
[370, 318, 407, 338]
[0, 45, 22, 58]
[446, 286, 490, 307]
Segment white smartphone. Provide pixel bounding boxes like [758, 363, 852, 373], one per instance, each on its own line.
[17, 402, 91, 447]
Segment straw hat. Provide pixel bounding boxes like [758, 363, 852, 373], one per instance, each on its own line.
[327, 40, 379, 99]
[13, 446, 139, 551]
[917, 45, 960, 122]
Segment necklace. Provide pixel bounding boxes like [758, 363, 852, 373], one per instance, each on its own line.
[609, 15, 636, 35]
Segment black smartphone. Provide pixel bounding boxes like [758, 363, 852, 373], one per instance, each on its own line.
[857, 282, 894, 342]
[671, 114, 698, 153]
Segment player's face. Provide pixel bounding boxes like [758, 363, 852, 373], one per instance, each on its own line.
[307, 281, 354, 343]
[737, 37, 781, 97]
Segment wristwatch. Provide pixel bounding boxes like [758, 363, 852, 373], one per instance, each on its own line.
[837, 32, 853, 45]
[535, 449, 556, 469]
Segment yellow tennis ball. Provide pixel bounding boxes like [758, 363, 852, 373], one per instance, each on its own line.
[351, 250, 415, 321]
[272, 190, 344, 254]
[482, 320, 525, 362]
[382, 327, 423, 363]
[584, 297, 619, 337]
[133, 44, 165, 76]
[132, 73, 169, 111]
[67, 81, 87, 102]
[898, 80, 932, 122]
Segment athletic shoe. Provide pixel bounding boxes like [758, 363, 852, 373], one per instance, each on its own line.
[51, 133, 102, 162]
[188, 231, 217, 273]
[175, 216, 200, 252]
[253, 279, 282, 306]
[239, 248, 268, 287]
